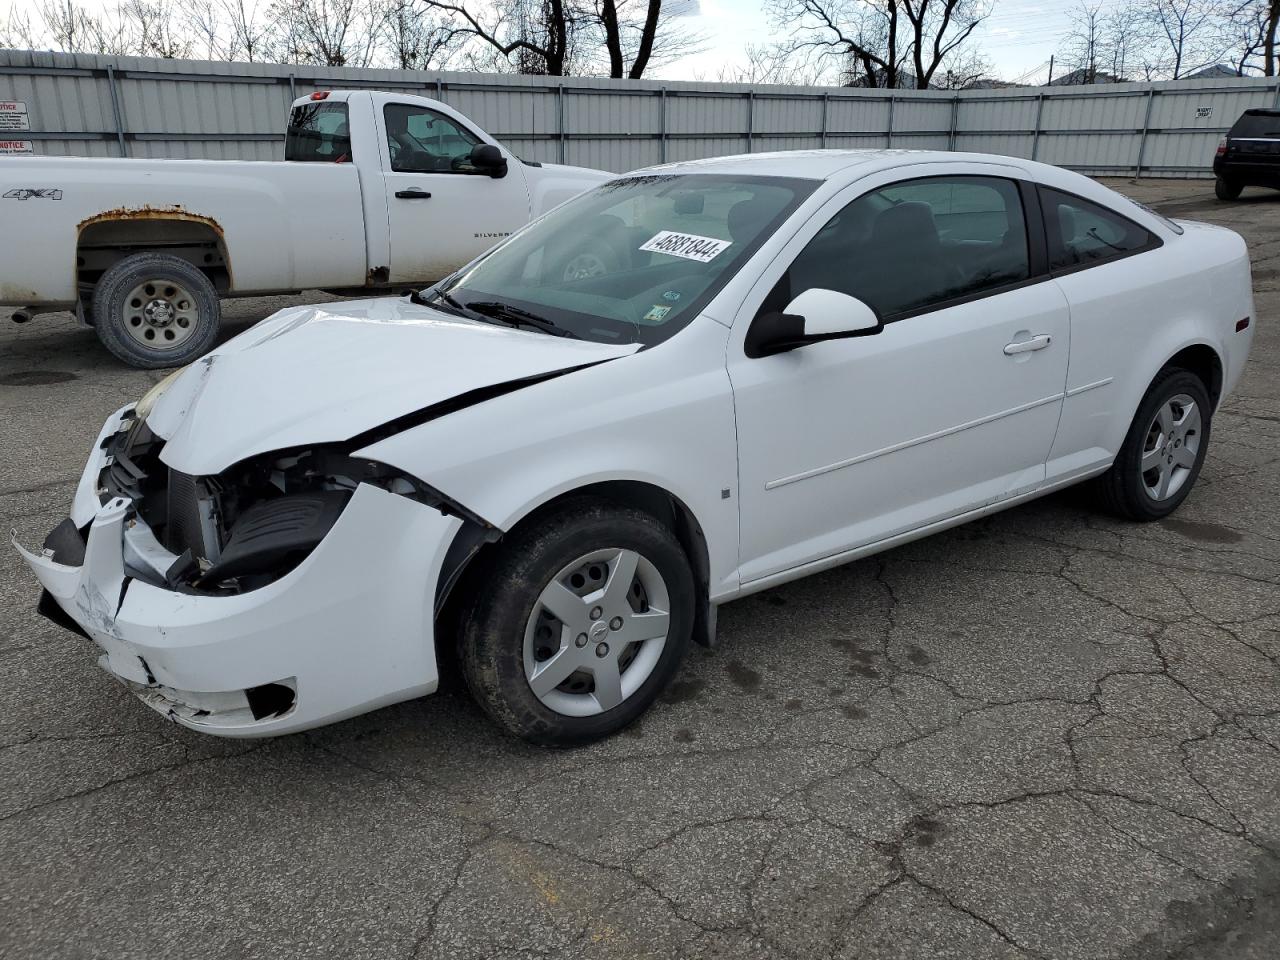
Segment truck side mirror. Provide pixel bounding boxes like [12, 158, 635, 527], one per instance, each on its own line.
[469, 144, 508, 179]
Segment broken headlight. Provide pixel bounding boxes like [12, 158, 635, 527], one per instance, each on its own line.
[133, 365, 188, 422]
[166, 445, 486, 594]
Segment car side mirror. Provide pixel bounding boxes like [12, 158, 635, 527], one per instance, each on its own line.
[469, 143, 508, 179]
[744, 288, 882, 358]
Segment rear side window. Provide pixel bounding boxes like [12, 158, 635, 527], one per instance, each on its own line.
[285, 102, 351, 163]
[1229, 111, 1280, 139]
[774, 175, 1031, 320]
[1040, 188, 1156, 272]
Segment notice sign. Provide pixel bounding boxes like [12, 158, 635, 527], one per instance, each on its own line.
[0, 141, 33, 154]
[1196, 106, 1213, 119]
[639, 230, 732, 263]
[0, 101, 29, 131]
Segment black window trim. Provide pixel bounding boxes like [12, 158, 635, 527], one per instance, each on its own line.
[1035, 183, 1164, 280]
[752, 172, 1054, 333]
[383, 102, 484, 176]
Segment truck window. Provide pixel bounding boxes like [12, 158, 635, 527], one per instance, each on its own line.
[384, 103, 480, 174]
[285, 102, 352, 162]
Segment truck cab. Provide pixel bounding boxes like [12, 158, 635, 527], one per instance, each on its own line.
[0, 89, 612, 368]
[285, 90, 608, 285]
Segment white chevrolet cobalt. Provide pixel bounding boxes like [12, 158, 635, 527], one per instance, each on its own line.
[16, 150, 1255, 745]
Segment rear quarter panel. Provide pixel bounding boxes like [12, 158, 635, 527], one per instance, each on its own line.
[1045, 220, 1253, 480]
[0, 157, 367, 304]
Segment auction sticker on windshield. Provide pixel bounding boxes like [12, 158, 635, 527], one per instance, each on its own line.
[640, 231, 732, 263]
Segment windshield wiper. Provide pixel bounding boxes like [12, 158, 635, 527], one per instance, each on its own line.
[412, 286, 469, 316]
[464, 300, 578, 338]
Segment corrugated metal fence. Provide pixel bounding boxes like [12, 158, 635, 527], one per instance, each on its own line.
[2, 48, 1279, 176]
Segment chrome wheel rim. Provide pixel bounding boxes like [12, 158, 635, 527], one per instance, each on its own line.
[562, 252, 609, 281]
[123, 279, 199, 349]
[1141, 393, 1201, 501]
[522, 548, 670, 717]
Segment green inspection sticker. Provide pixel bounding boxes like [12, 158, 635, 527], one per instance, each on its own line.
[642, 305, 672, 323]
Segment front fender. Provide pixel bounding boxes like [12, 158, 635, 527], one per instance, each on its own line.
[355, 319, 743, 600]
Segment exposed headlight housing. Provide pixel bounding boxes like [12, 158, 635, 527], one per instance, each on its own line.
[133, 366, 187, 423]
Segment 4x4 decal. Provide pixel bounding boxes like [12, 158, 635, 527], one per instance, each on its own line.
[3, 188, 62, 200]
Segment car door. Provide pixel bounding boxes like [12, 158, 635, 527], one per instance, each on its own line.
[377, 100, 530, 284]
[726, 168, 1071, 586]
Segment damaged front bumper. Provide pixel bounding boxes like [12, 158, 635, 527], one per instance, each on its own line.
[14, 406, 462, 737]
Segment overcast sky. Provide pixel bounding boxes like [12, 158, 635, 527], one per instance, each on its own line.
[1, 0, 1099, 86]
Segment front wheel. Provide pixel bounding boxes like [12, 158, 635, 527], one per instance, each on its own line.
[1215, 177, 1243, 201]
[459, 501, 695, 745]
[1093, 368, 1212, 521]
[92, 253, 221, 368]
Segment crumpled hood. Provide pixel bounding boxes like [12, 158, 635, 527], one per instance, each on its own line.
[148, 297, 638, 475]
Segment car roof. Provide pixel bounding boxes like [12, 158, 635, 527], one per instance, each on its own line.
[635, 148, 1045, 182]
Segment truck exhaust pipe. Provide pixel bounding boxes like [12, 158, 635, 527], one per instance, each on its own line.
[11, 309, 32, 324]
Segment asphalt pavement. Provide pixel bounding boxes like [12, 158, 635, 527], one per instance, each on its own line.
[1, 178, 1278, 960]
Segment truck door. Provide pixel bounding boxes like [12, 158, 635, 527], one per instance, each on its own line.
[377, 100, 529, 285]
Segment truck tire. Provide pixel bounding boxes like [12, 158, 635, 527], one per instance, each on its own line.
[92, 253, 220, 368]
[1214, 177, 1242, 201]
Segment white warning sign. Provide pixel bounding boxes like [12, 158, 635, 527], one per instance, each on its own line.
[0, 101, 30, 132]
[0, 140, 33, 154]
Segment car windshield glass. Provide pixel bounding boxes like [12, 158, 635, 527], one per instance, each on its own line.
[431, 174, 816, 346]
[1230, 112, 1280, 139]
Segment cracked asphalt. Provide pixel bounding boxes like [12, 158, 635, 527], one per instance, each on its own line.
[2, 178, 1278, 960]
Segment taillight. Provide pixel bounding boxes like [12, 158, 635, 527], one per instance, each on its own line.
[310, 91, 330, 101]
[1216, 136, 1228, 156]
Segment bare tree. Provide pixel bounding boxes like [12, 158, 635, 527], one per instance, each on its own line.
[121, 0, 193, 57]
[0, 4, 38, 48]
[932, 46, 990, 87]
[767, 0, 989, 89]
[272, 0, 379, 66]
[1144, 0, 1230, 77]
[413, 0, 575, 74]
[376, 0, 459, 67]
[1224, 0, 1280, 74]
[219, 0, 278, 61]
[706, 41, 830, 84]
[1058, 1, 1106, 82]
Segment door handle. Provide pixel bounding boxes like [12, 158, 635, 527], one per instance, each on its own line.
[395, 188, 432, 199]
[1004, 334, 1052, 355]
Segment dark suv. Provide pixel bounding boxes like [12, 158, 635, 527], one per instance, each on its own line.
[1213, 108, 1280, 200]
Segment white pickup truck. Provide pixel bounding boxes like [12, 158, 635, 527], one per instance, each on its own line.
[0, 90, 612, 367]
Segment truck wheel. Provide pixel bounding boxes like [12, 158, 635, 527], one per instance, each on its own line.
[92, 253, 220, 368]
[1214, 177, 1242, 201]
[560, 243, 620, 282]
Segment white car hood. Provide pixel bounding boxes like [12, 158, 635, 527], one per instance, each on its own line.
[148, 297, 638, 476]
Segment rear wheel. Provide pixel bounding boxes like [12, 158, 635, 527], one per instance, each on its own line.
[458, 500, 694, 745]
[1215, 177, 1243, 201]
[1093, 368, 1212, 521]
[92, 253, 220, 368]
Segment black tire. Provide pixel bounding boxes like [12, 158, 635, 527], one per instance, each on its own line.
[1093, 368, 1212, 521]
[1215, 177, 1243, 201]
[458, 500, 695, 745]
[92, 253, 220, 369]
